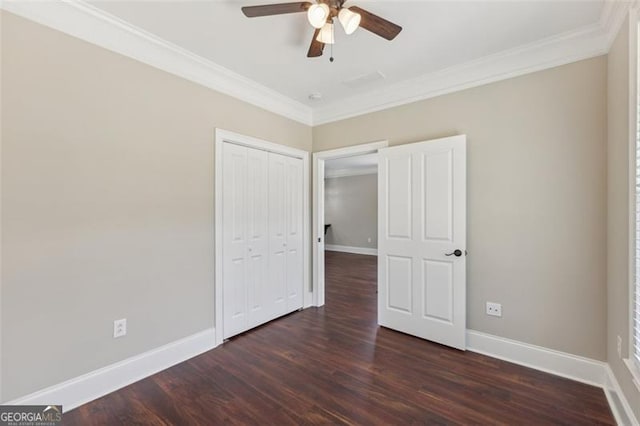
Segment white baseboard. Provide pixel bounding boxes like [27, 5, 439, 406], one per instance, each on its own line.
[468, 330, 640, 425]
[604, 365, 640, 426]
[325, 244, 377, 256]
[5, 328, 217, 412]
[466, 330, 606, 387]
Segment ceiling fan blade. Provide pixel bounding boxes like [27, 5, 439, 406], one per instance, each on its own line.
[242, 2, 312, 17]
[307, 28, 325, 57]
[349, 6, 402, 41]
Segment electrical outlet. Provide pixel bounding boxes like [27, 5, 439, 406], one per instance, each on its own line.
[113, 318, 127, 338]
[617, 335, 622, 358]
[367, 237, 372, 243]
[486, 302, 502, 317]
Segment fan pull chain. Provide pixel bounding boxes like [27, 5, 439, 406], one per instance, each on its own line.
[329, 21, 335, 62]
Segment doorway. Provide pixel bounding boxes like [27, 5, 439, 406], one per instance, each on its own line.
[312, 141, 388, 307]
[323, 153, 380, 309]
[313, 135, 467, 350]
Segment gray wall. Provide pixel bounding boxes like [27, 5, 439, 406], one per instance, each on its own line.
[606, 16, 640, 420]
[325, 174, 377, 249]
[314, 56, 608, 361]
[1, 11, 311, 401]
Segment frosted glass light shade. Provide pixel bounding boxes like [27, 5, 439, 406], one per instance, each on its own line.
[338, 8, 361, 35]
[316, 22, 334, 44]
[307, 3, 330, 29]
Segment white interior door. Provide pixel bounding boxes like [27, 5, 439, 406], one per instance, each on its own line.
[378, 135, 467, 350]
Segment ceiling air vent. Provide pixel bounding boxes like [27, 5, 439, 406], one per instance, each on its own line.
[341, 71, 386, 89]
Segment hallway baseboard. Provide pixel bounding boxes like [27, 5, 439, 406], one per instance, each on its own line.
[325, 244, 377, 256]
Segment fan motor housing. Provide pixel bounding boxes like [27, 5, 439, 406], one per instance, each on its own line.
[322, 0, 344, 17]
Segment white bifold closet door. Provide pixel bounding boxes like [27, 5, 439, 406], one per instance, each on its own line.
[222, 142, 303, 339]
[268, 152, 304, 318]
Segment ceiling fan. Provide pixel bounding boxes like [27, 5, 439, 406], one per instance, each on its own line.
[241, 0, 402, 59]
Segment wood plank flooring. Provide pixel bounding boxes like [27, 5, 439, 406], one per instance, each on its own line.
[65, 251, 614, 425]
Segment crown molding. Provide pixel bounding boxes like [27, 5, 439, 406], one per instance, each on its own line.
[1, 0, 632, 127]
[0, 0, 313, 126]
[601, 0, 637, 48]
[311, 1, 630, 125]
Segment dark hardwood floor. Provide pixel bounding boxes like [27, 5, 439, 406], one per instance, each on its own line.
[65, 251, 614, 425]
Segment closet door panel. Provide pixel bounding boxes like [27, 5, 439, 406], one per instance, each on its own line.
[285, 157, 304, 311]
[268, 152, 288, 317]
[246, 148, 270, 327]
[222, 143, 248, 338]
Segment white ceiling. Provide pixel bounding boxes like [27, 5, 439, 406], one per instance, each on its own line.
[87, 0, 604, 107]
[5, 0, 623, 124]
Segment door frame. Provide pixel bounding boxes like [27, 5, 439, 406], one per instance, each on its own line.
[214, 129, 310, 347]
[312, 140, 388, 306]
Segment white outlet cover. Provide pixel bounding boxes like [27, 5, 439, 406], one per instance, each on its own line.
[486, 302, 502, 317]
[113, 318, 127, 338]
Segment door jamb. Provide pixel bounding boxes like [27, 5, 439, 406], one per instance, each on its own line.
[312, 140, 388, 307]
[214, 129, 310, 347]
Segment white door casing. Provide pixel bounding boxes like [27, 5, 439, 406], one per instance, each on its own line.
[314, 158, 326, 306]
[378, 135, 467, 350]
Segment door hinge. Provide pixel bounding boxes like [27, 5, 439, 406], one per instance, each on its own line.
[318, 237, 322, 243]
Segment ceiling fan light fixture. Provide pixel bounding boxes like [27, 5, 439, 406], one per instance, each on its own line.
[338, 8, 361, 35]
[307, 3, 330, 29]
[316, 22, 335, 44]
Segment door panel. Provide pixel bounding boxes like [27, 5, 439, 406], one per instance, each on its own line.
[423, 259, 453, 322]
[246, 148, 269, 327]
[285, 156, 304, 311]
[269, 152, 288, 317]
[386, 156, 413, 240]
[222, 143, 248, 338]
[386, 255, 413, 313]
[423, 150, 453, 242]
[378, 135, 466, 350]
